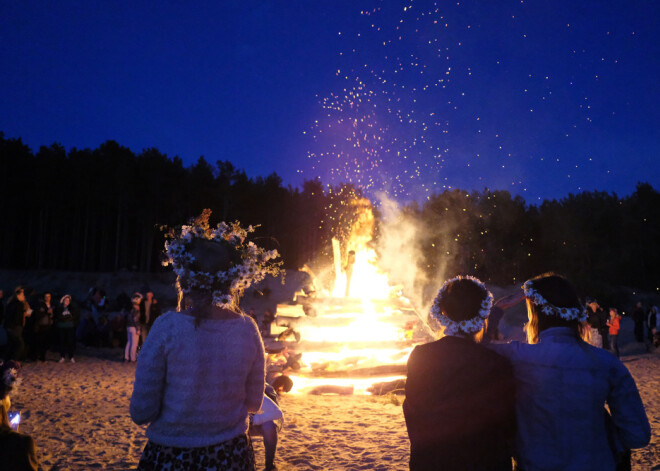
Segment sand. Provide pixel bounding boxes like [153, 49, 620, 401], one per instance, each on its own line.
[8, 343, 658, 471]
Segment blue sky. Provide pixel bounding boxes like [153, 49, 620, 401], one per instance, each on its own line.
[1, 0, 658, 202]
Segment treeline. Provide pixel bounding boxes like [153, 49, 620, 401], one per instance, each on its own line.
[0, 134, 333, 273]
[400, 184, 660, 300]
[1, 133, 659, 300]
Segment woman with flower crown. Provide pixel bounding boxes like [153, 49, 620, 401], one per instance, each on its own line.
[489, 273, 650, 471]
[130, 210, 281, 470]
[403, 276, 516, 471]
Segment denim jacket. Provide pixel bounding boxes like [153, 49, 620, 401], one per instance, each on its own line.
[490, 327, 650, 471]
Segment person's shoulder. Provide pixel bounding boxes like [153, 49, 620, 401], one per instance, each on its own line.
[0, 427, 34, 448]
[411, 337, 460, 360]
[477, 341, 515, 365]
[149, 310, 182, 331]
[485, 339, 527, 358]
[583, 341, 621, 364]
[236, 313, 261, 333]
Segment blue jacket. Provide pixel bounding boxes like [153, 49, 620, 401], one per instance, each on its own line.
[490, 327, 650, 471]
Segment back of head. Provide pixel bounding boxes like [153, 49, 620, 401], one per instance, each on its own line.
[430, 276, 493, 339]
[183, 238, 241, 311]
[438, 278, 490, 323]
[187, 238, 239, 275]
[524, 273, 585, 343]
[163, 210, 282, 317]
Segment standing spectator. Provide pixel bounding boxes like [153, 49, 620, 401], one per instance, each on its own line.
[3, 287, 32, 362]
[86, 287, 107, 324]
[130, 213, 280, 470]
[124, 293, 142, 363]
[138, 291, 161, 345]
[55, 295, 78, 363]
[647, 306, 658, 341]
[608, 308, 621, 358]
[23, 288, 39, 360]
[586, 299, 605, 348]
[631, 301, 646, 344]
[31, 292, 54, 362]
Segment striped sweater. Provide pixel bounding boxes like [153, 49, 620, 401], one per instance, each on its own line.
[130, 311, 265, 448]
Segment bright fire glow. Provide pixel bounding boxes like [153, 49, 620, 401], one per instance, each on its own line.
[288, 374, 407, 395]
[297, 301, 403, 343]
[280, 197, 427, 395]
[331, 248, 392, 300]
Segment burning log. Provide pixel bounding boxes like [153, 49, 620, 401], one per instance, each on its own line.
[308, 385, 355, 396]
[304, 364, 407, 378]
[367, 379, 406, 396]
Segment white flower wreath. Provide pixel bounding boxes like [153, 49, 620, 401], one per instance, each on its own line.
[429, 275, 494, 336]
[163, 209, 282, 310]
[522, 280, 587, 322]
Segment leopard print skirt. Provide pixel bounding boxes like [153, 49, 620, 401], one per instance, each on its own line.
[137, 434, 255, 471]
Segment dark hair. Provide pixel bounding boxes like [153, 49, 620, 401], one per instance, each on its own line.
[0, 360, 21, 401]
[177, 239, 243, 324]
[437, 278, 489, 324]
[525, 273, 584, 344]
[188, 238, 240, 274]
[272, 375, 294, 393]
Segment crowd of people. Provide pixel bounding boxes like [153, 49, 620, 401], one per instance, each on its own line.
[584, 298, 660, 357]
[0, 210, 656, 470]
[0, 285, 163, 364]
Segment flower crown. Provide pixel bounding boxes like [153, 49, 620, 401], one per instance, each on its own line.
[0, 361, 21, 398]
[163, 209, 282, 309]
[429, 275, 494, 336]
[522, 280, 587, 322]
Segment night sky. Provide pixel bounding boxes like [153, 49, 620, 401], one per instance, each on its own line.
[1, 1, 658, 203]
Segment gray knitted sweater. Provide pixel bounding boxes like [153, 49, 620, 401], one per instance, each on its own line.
[130, 311, 265, 447]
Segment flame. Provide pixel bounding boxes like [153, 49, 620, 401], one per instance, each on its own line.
[279, 196, 427, 395]
[297, 300, 403, 343]
[331, 249, 392, 300]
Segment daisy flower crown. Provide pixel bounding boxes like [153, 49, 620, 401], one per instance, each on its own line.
[163, 209, 282, 310]
[429, 275, 494, 336]
[522, 280, 587, 322]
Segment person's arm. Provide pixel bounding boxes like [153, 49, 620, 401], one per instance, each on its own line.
[607, 360, 651, 449]
[403, 346, 425, 415]
[245, 318, 266, 413]
[493, 291, 525, 310]
[130, 320, 167, 424]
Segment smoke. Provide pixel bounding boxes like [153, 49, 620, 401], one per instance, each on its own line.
[374, 192, 444, 319]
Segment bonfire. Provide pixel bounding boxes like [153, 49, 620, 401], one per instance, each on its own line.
[267, 198, 431, 395]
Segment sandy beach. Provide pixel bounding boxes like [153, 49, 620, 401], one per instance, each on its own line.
[9, 343, 659, 471]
